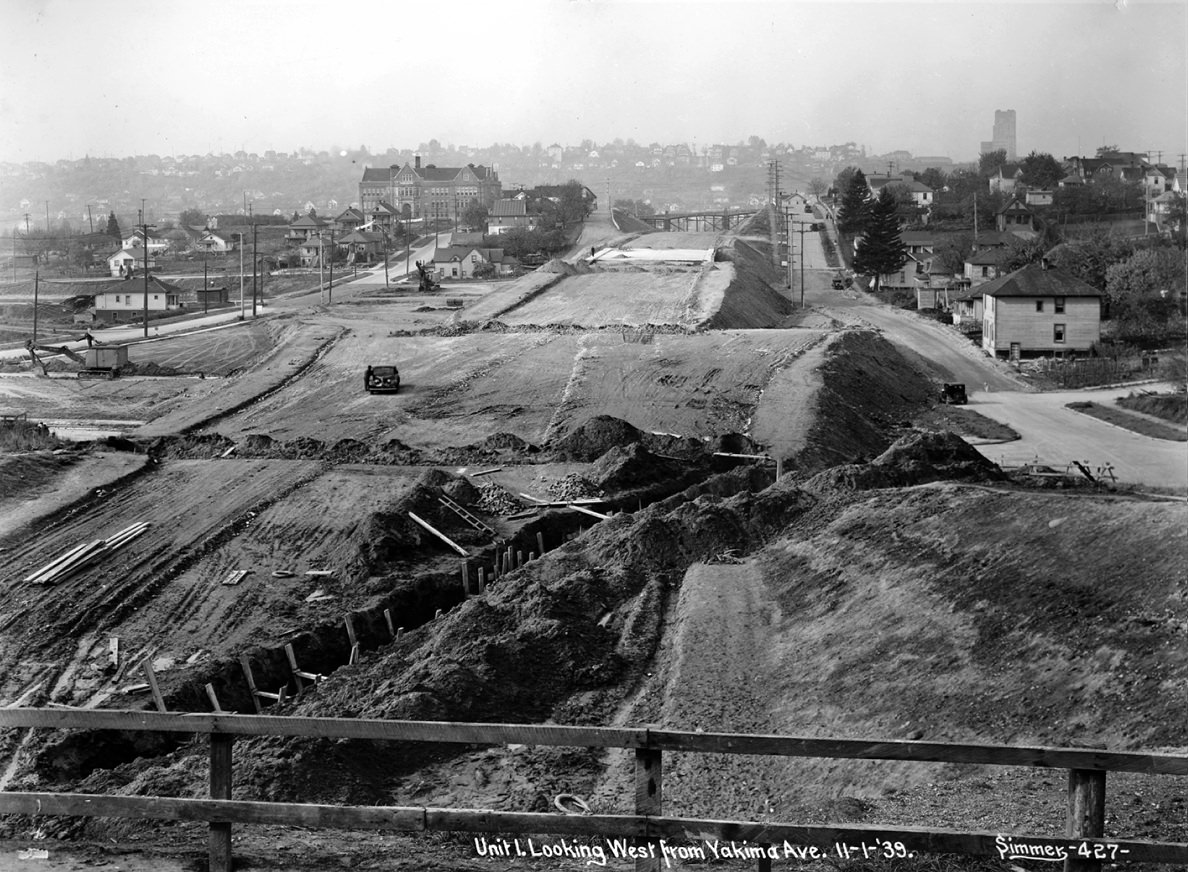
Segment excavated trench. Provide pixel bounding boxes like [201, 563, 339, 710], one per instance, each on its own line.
[27, 453, 767, 781]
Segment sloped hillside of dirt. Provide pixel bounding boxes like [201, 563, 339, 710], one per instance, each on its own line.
[700, 238, 791, 329]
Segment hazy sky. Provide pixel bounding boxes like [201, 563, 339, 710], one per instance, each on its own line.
[1, 0, 1184, 164]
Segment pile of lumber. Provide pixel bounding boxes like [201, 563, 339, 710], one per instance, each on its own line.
[24, 521, 151, 585]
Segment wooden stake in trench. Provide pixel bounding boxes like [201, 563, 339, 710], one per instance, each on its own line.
[204, 683, 224, 713]
[461, 563, 470, 597]
[239, 654, 286, 713]
[408, 511, 469, 557]
[284, 643, 322, 695]
[478, 567, 486, 594]
[141, 659, 167, 713]
[383, 608, 395, 639]
[344, 615, 359, 665]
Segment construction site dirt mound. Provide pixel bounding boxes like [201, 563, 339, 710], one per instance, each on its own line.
[804, 429, 1006, 491]
[700, 239, 792, 330]
[795, 330, 936, 474]
[471, 432, 540, 455]
[590, 443, 685, 492]
[550, 414, 642, 461]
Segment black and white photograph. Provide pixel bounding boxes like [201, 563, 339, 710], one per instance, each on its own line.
[0, 0, 1185, 869]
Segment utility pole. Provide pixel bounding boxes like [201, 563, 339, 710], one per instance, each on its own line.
[32, 270, 39, 341]
[798, 222, 806, 308]
[327, 228, 334, 303]
[239, 232, 245, 320]
[203, 258, 209, 315]
[141, 214, 151, 338]
[251, 223, 258, 317]
[86, 205, 93, 233]
[383, 232, 389, 289]
[405, 219, 410, 280]
[45, 201, 50, 233]
[318, 232, 325, 305]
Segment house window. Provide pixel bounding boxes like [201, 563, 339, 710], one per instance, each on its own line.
[981, 267, 989, 277]
[1054, 323, 1066, 343]
[1035, 300, 1044, 312]
[1054, 296, 1065, 314]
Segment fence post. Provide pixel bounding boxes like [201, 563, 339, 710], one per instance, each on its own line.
[209, 732, 234, 872]
[634, 743, 662, 872]
[1065, 768, 1106, 872]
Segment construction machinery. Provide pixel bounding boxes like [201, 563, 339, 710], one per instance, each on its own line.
[415, 260, 440, 293]
[26, 340, 128, 379]
[364, 364, 401, 394]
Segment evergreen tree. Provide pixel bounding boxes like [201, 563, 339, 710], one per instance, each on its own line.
[852, 188, 907, 292]
[836, 168, 872, 236]
[105, 211, 121, 242]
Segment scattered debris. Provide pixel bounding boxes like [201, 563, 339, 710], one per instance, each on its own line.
[220, 569, 251, 586]
[476, 482, 523, 515]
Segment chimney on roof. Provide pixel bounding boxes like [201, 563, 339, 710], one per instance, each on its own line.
[415, 155, 421, 170]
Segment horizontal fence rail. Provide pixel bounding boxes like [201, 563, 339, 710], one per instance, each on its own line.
[1, 708, 1186, 872]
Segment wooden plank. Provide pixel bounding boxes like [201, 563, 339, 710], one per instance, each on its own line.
[408, 512, 469, 557]
[635, 748, 663, 872]
[0, 709, 1186, 776]
[1066, 769, 1107, 872]
[519, 493, 604, 506]
[22, 540, 92, 583]
[568, 504, 611, 520]
[209, 734, 233, 872]
[141, 659, 167, 713]
[204, 684, 223, 713]
[0, 793, 1182, 863]
[470, 467, 503, 477]
[220, 569, 250, 586]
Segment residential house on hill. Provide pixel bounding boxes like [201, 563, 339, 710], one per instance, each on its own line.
[195, 229, 238, 253]
[106, 247, 155, 277]
[93, 275, 182, 321]
[334, 207, 366, 233]
[121, 227, 170, 255]
[432, 245, 505, 279]
[964, 248, 1011, 286]
[980, 262, 1102, 358]
[988, 164, 1024, 194]
[337, 230, 385, 262]
[487, 199, 533, 235]
[286, 213, 330, 243]
[995, 196, 1036, 235]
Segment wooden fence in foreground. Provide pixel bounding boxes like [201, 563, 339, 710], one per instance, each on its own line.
[0, 708, 1185, 872]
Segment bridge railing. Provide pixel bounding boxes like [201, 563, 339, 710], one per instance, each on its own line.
[0, 708, 1185, 872]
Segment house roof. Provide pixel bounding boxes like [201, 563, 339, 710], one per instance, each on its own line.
[361, 167, 390, 182]
[899, 231, 936, 245]
[338, 230, 384, 244]
[966, 248, 1011, 266]
[996, 164, 1023, 178]
[491, 199, 528, 217]
[432, 245, 486, 263]
[336, 207, 364, 221]
[978, 263, 1102, 298]
[997, 197, 1031, 215]
[289, 214, 328, 229]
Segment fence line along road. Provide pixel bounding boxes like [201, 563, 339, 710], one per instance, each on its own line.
[0, 708, 1185, 872]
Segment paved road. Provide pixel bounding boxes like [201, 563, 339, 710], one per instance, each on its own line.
[796, 215, 1186, 488]
[968, 385, 1187, 488]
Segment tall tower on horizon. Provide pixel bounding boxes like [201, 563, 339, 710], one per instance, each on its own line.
[980, 109, 1017, 161]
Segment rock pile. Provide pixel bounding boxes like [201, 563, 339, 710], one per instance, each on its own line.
[476, 483, 523, 516]
[546, 473, 604, 501]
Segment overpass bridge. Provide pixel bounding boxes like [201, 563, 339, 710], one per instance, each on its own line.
[640, 209, 759, 232]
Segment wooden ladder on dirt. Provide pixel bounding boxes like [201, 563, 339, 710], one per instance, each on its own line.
[438, 494, 497, 537]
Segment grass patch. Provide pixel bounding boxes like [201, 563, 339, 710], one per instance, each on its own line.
[1117, 390, 1188, 425]
[1066, 401, 1187, 441]
[914, 407, 1019, 442]
[0, 417, 63, 452]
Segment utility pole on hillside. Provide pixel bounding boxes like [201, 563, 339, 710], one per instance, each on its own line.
[251, 223, 258, 317]
[140, 210, 154, 338]
[327, 228, 335, 303]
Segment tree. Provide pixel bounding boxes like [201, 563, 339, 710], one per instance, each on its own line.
[556, 180, 590, 224]
[1096, 144, 1120, 157]
[808, 177, 828, 198]
[1104, 246, 1184, 338]
[852, 188, 907, 291]
[1019, 151, 1064, 189]
[836, 168, 872, 236]
[178, 207, 207, 228]
[919, 167, 948, 192]
[461, 202, 488, 232]
[105, 211, 121, 242]
[979, 149, 1008, 177]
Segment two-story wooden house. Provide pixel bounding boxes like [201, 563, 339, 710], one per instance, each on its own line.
[980, 262, 1102, 358]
